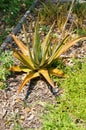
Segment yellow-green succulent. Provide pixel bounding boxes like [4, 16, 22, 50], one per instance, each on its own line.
[10, 23, 86, 94]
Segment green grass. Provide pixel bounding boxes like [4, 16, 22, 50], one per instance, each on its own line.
[0, 51, 13, 89]
[13, 123, 24, 130]
[41, 58, 86, 130]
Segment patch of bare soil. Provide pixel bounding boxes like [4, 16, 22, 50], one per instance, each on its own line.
[0, 73, 57, 130]
[0, 1, 86, 130]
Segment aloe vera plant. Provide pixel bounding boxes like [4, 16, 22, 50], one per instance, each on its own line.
[10, 23, 86, 94]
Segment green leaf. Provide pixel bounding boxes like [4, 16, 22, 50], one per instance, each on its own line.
[40, 22, 55, 66]
[33, 23, 42, 65]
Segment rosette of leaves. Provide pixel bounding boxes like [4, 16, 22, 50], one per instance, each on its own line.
[10, 23, 86, 94]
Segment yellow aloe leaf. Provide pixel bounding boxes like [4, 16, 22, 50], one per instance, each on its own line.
[49, 68, 65, 77]
[39, 69, 55, 88]
[47, 35, 69, 66]
[18, 72, 40, 94]
[13, 51, 35, 70]
[48, 36, 86, 65]
[11, 34, 28, 55]
[55, 36, 86, 59]
[10, 65, 31, 72]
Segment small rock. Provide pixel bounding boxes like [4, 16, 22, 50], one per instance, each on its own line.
[20, 115, 25, 120]
[27, 114, 34, 121]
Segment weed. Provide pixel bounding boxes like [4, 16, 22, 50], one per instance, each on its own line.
[13, 122, 24, 130]
[0, 51, 13, 89]
[0, 28, 11, 44]
[39, 1, 86, 35]
[74, 28, 86, 36]
[39, 1, 69, 29]
[0, 31, 8, 44]
[73, 1, 86, 27]
[41, 25, 50, 32]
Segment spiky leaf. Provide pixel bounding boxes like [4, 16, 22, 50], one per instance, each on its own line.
[39, 69, 55, 88]
[40, 22, 55, 66]
[11, 34, 28, 55]
[49, 68, 65, 77]
[48, 36, 86, 65]
[33, 23, 42, 65]
[13, 51, 35, 69]
[18, 72, 40, 94]
[10, 65, 30, 72]
[54, 36, 86, 59]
